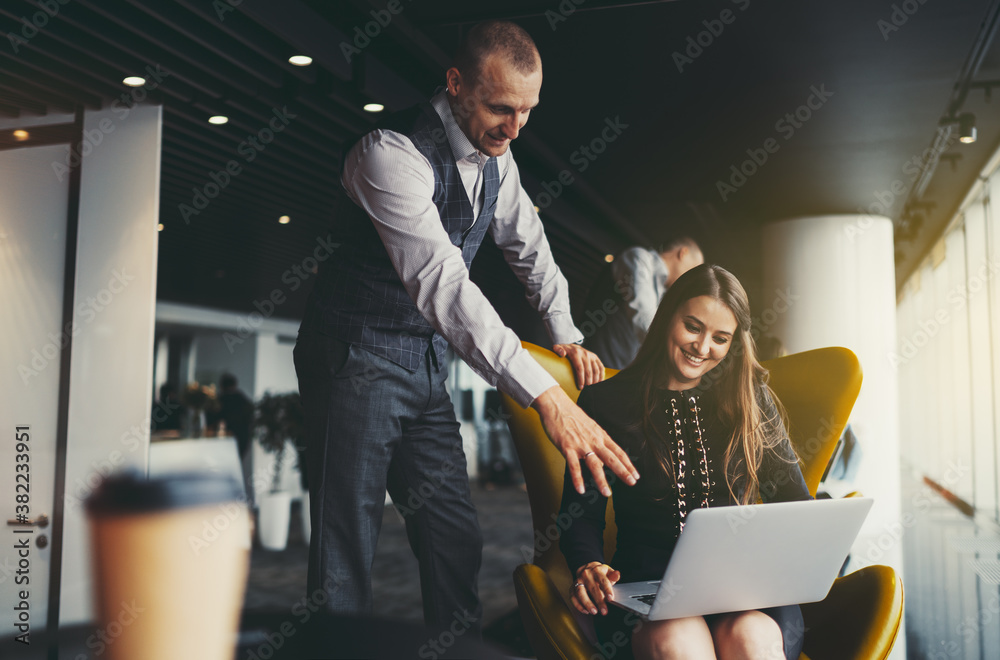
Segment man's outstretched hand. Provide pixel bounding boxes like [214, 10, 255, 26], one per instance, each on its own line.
[531, 386, 639, 496]
[552, 343, 604, 390]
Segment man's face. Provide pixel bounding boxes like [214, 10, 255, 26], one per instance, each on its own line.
[447, 54, 542, 158]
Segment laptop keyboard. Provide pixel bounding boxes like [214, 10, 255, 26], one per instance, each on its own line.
[632, 594, 657, 606]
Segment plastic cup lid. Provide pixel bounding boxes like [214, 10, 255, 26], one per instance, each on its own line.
[85, 469, 243, 515]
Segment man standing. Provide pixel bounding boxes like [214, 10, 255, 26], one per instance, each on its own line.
[294, 20, 638, 635]
[585, 237, 704, 369]
[213, 373, 255, 500]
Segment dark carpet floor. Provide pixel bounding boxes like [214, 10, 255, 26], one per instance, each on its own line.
[242, 482, 536, 657]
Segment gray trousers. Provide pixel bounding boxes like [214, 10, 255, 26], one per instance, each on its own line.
[293, 331, 483, 635]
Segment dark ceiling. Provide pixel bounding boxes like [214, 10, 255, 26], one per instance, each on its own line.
[2, 0, 999, 328]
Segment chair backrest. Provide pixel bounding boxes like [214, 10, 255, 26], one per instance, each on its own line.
[761, 346, 863, 495]
[500, 343, 862, 605]
[499, 344, 618, 599]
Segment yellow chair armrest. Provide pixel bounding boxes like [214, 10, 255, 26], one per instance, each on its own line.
[800, 565, 904, 660]
[513, 563, 596, 660]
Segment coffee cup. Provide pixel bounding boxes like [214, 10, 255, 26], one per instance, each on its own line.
[86, 471, 250, 660]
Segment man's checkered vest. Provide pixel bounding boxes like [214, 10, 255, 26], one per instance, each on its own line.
[301, 101, 500, 370]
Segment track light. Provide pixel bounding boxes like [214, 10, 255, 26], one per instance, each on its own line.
[959, 113, 977, 144]
[939, 113, 978, 144]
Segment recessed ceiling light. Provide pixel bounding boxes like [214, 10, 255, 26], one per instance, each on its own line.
[604, 254, 615, 263]
[157, 223, 164, 231]
[122, 76, 146, 87]
[12, 130, 29, 141]
[208, 115, 229, 125]
[288, 55, 313, 66]
[278, 215, 291, 224]
[363, 103, 385, 113]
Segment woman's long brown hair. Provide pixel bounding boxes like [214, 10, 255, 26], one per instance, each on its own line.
[621, 264, 790, 505]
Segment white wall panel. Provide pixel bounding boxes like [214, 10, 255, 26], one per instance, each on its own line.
[60, 105, 161, 625]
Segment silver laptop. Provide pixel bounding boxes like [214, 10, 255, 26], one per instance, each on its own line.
[611, 497, 873, 620]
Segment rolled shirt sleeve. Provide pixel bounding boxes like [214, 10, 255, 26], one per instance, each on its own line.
[613, 247, 664, 344]
[489, 151, 584, 347]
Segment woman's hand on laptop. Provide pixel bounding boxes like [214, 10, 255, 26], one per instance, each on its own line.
[571, 561, 621, 616]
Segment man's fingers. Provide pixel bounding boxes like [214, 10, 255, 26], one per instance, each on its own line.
[591, 357, 604, 385]
[597, 447, 634, 488]
[572, 352, 586, 390]
[586, 457, 612, 498]
[583, 428, 639, 487]
[584, 355, 598, 386]
[535, 385, 639, 493]
[567, 455, 586, 495]
[602, 438, 640, 482]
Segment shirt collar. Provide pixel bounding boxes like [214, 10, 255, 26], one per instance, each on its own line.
[431, 90, 485, 164]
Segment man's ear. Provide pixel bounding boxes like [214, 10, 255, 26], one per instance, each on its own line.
[445, 67, 462, 96]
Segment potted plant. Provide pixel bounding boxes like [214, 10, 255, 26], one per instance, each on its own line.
[254, 392, 303, 550]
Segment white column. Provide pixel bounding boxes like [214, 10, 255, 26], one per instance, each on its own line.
[761, 215, 901, 566]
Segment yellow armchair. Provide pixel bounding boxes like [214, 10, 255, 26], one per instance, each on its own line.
[501, 343, 903, 660]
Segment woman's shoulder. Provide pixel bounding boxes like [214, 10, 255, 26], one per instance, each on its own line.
[578, 368, 642, 402]
[753, 382, 782, 414]
[577, 369, 646, 425]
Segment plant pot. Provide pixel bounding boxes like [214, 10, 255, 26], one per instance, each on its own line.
[257, 491, 292, 551]
[186, 408, 206, 438]
[300, 491, 311, 547]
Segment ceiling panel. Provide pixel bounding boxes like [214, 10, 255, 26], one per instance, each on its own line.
[1, 0, 997, 323]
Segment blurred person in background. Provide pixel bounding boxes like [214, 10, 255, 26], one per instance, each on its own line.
[585, 237, 704, 370]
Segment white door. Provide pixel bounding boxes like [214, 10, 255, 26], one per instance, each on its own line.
[0, 140, 73, 653]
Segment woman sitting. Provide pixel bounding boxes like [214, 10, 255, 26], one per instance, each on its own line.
[559, 264, 811, 660]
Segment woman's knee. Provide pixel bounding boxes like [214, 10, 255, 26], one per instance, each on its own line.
[712, 611, 784, 659]
[632, 616, 715, 659]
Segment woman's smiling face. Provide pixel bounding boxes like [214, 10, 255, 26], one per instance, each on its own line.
[664, 295, 738, 391]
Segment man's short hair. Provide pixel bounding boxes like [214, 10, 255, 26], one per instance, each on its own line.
[453, 20, 540, 83]
[220, 373, 238, 390]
